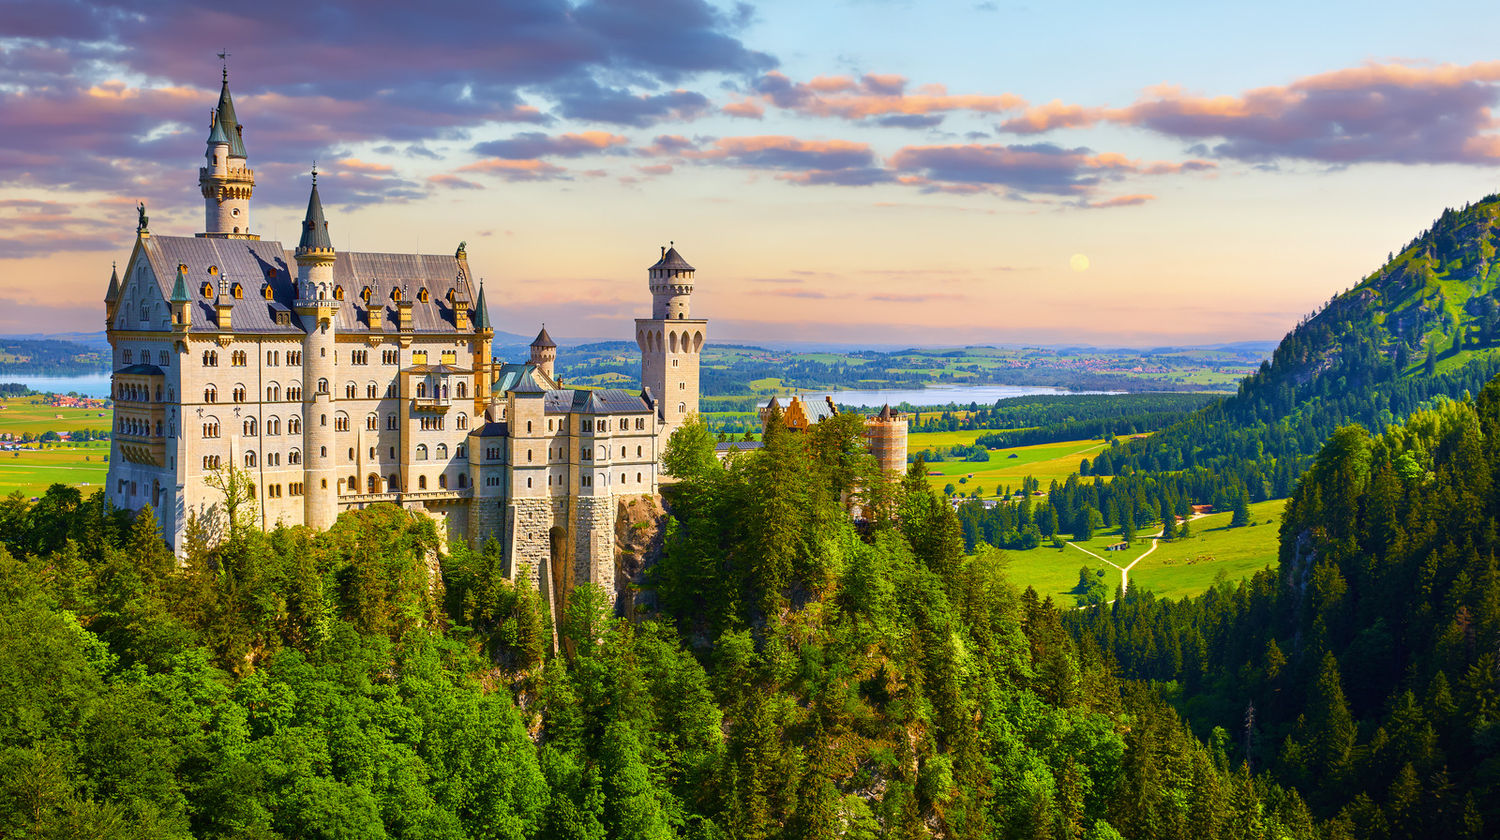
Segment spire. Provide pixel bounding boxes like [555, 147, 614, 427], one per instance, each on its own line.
[531, 324, 555, 348]
[170, 265, 191, 303]
[650, 242, 694, 271]
[105, 262, 120, 303]
[207, 108, 231, 146]
[214, 65, 247, 158]
[473, 280, 492, 331]
[296, 169, 333, 254]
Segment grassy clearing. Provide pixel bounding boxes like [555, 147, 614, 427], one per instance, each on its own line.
[908, 429, 1030, 450]
[924, 438, 1110, 496]
[993, 498, 1286, 603]
[0, 396, 113, 435]
[0, 440, 111, 498]
[1128, 499, 1286, 599]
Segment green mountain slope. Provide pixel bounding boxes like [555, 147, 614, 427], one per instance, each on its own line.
[1105, 194, 1500, 498]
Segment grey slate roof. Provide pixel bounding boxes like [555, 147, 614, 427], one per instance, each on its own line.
[408, 363, 471, 375]
[297, 180, 333, 252]
[473, 421, 508, 438]
[215, 76, 247, 158]
[650, 246, 694, 272]
[531, 326, 556, 348]
[543, 388, 651, 415]
[105, 263, 120, 303]
[139, 235, 476, 335]
[715, 440, 763, 453]
[802, 395, 839, 423]
[509, 366, 549, 395]
[117, 363, 165, 376]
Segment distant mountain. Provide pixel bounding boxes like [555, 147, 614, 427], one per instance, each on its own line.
[0, 337, 107, 376]
[1109, 193, 1500, 496]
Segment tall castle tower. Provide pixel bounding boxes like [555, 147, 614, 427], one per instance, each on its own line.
[529, 326, 557, 383]
[198, 66, 256, 239]
[635, 244, 706, 442]
[293, 172, 340, 529]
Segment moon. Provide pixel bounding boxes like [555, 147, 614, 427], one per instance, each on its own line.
[1069, 253, 1091, 272]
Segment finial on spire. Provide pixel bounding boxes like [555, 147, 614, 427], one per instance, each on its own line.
[311, 161, 318, 185]
[661, 245, 666, 258]
[217, 50, 230, 81]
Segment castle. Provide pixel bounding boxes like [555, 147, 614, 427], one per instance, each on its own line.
[102, 69, 704, 601]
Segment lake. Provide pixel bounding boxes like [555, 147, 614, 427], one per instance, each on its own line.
[761, 384, 1122, 410]
[1, 373, 113, 398]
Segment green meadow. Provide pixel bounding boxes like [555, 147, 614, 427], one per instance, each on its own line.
[0, 440, 111, 498]
[994, 498, 1286, 603]
[0, 396, 112, 435]
[922, 438, 1110, 495]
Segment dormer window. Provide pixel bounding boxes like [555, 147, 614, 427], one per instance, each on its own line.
[208, 265, 218, 275]
[232, 283, 243, 300]
[361, 286, 372, 303]
[391, 287, 402, 302]
[333, 285, 345, 301]
[201, 282, 213, 299]
[418, 287, 429, 303]
[275, 311, 291, 326]
[263, 284, 274, 300]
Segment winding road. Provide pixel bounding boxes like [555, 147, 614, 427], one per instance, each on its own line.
[1066, 512, 1204, 597]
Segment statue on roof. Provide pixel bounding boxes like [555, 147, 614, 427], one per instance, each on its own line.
[456, 241, 467, 258]
[136, 201, 149, 233]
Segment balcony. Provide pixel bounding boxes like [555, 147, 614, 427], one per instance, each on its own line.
[115, 433, 165, 467]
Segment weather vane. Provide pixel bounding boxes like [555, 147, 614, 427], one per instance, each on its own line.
[217, 50, 230, 80]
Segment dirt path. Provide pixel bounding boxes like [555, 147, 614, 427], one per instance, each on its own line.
[1067, 512, 1204, 598]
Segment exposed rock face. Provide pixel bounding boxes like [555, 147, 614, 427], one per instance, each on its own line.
[614, 494, 667, 615]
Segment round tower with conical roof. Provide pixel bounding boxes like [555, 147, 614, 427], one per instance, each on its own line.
[636, 244, 707, 446]
[530, 325, 557, 382]
[199, 65, 256, 238]
[293, 172, 340, 529]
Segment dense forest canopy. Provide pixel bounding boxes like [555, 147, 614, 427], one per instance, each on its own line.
[0, 410, 1320, 839]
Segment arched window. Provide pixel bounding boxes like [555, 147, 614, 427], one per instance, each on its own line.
[418, 475, 427, 490]
[244, 450, 256, 467]
[244, 418, 257, 436]
[457, 474, 467, 488]
[267, 383, 280, 401]
[345, 382, 356, 399]
[415, 444, 428, 460]
[288, 448, 302, 464]
[456, 443, 465, 458]
[204, 385, 217, 403]
[388, 473, 400, 491]
[287, 383, 302, 401]
[678, 402, 687, 414]
[368, 474, 380, 493]
[288, 416, 302, 434]
[456, 414, 467, 430]
[436, 443, 448, 460]
[366, 413, 378, 430]
[456, 381, 467, 399]
[317, 378, 329, 394]
[366, 383, 377, 398]
[416, 381, 427, 398]
[202, 420, 219, 438]
[438, 474, 447, 490]
[346, 475, 357, 492]
[232, 385, 245, 402]
[267, 416, 280, 435]
[386, 414, 397, 430]
[334, 413, 349, 432]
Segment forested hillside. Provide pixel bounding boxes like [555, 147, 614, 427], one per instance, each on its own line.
[1098, 195, 1500, 500]
[0, 412, 1321, 839]
[1067, 384, 1500, 838]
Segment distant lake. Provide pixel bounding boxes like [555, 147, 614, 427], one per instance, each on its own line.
[761, 384, 1122, 410]
[1, 373, 112, 398]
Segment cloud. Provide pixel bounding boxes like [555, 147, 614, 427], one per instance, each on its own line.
[474, 131, 630, 159]
[999, 60, 1500, 166]
[0, 198, 118, 259]
[551, 80, 713, 127]
[887, 142, 1213, 197]
[456, 158, 570, 181]
[749, 71, 1025, 120]
[427, 173, 485, 190]
[690, 135, 877, 170]
[722, 99, 765, 119]
[1087, 194, 1154, 208]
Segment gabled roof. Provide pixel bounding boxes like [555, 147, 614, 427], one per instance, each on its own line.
[105, 262, 120, 303]
[509, 366, 549, 395]
[650, 245, 694, 272]
[135, 236, 476, 335]
[715, 440, 763, 452]
[297, 178, 333, 253]
[215, 75, 247, 158]
[531, 326, 556, 348]
[407, 363, 471, 375]
[543, 388, 652, 415]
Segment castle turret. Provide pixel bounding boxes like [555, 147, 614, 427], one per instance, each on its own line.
[169, 265, 192, 331]
[636, 244, 706, 444]
[199, 66, 256, 239]
[865, 404, 908, 476]
[530, 325, 557, 384]
[293, 173, 339, 529]
[104, 262, 120, 325]
[473, 279, 494, 415]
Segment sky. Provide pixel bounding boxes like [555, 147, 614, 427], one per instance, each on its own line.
[4, 0, 1500, 346]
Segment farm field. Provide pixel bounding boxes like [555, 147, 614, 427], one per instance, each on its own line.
[0, 396, 112, 434]
[908, 428, 1031, 450]
[995, 498, 1286, 603]
[924, 438, 1109, 496]
[0, 440, 111, 498]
